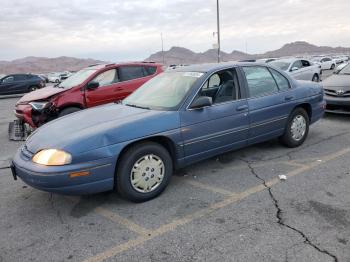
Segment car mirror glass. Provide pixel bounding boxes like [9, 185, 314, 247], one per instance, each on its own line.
[87, 81, 99, 90]
[190, 96, 212, 110]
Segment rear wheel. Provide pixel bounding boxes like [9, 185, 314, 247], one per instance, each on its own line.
[280, 108, 309, 148]
[58, 107, 81, 117]
[116, 142, 173, 202]
[312, 74, 319, 82]
[331, 64, 335, 70]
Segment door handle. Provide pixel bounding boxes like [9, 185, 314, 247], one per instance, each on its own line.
[236, 105, 248, 111]
[114, 87, 123, 91]
[285, 95, 294, 101]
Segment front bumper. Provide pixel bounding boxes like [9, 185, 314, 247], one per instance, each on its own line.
[324, 95, 350, 114]
[15, 104, 36, 127]
[12, 148, 116, 195]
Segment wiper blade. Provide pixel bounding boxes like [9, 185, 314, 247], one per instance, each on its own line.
[125, 103, 150, 110]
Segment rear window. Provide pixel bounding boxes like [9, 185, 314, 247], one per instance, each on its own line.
[144, 66, 157, 76]
[119, 66, 145, 81]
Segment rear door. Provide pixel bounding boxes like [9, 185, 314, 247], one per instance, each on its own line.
[241, 66, 296, 144]
[117, 65, 158, 99]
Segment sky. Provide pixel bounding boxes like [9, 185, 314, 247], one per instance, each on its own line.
[1, 0, 350, 61]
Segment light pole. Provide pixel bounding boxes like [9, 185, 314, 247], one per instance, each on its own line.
[216, 0, 221, 63]
[161, 32, 165, 64]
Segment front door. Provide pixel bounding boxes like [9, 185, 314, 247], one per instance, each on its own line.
[85, 68, 121, 107]
[180, 68, 249, 164]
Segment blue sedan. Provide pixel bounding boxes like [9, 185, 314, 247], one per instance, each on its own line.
[11, 62, 325, 202]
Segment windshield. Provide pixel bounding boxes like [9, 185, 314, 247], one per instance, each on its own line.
[338, 64, 350, 75]
[123, 71, 203, 110]
[269, 61, 291, 71]
[57, 69, 97, 88]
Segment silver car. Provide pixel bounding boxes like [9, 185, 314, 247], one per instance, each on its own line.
[269, 58, 321, 82]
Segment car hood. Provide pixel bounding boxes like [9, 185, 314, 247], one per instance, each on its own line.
[17, 86, 66, 104]
[322, 74, 350, 90]
[25, 104, 180, 155]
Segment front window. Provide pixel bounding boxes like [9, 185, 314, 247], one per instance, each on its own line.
[123, 71, 203, 110]
[57, 69, 97, 89]
[269, 61, 291, 71]
[339, 64, 350, 75]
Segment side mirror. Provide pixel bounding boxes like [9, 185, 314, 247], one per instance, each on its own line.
[290, 67, 299, 72]
[190, 96, 212, 110]
[86, 81, 99, 90]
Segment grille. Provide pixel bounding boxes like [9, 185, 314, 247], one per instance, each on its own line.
[324, 89, 350, 97]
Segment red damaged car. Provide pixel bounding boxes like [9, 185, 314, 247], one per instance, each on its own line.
[10, 62, 164, 140]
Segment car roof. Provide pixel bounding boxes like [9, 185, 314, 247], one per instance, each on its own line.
[169, 62, 268, 73]
[87, 62, 163, 70]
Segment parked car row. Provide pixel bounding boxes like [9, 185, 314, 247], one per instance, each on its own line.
[10, 62, 325, 202]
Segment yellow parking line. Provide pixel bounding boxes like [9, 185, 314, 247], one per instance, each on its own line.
[181, 178, 233, 196]
[94, 207, 151, 236]
[82, 147, 350, 262]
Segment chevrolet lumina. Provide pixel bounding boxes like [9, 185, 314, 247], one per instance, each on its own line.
[11, 62, 325, 202]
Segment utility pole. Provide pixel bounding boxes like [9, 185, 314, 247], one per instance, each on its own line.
[161, 32, 165, 64]
[216, 0, 221, 63]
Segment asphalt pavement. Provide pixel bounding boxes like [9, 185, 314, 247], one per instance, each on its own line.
[1, 71, 350, 262]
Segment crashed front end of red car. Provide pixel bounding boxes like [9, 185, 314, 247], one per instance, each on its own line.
[9, 87, 66, 140]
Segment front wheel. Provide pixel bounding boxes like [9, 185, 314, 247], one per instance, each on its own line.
[312, 74, 319, 82]
[280, 108, 309, 148]
[28, 86, 38, 92]
[331, 64, 335, 70]
[116, 142, 173, 202]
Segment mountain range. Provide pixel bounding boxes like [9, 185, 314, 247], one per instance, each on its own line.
[0, 56, 105, 75]
[145, 41, 350, 65]
[1, 41, 350, 75]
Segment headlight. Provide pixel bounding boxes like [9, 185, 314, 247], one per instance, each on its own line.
[29, 101, 50, 110]
[32, 149, 72, 166]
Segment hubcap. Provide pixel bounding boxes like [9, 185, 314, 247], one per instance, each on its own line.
[291, 115, 306, 141]
[130, 154, 165, 193]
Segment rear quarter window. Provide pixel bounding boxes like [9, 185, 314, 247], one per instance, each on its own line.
[269, 68, 290, 91]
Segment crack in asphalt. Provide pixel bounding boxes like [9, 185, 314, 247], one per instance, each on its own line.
[49, 193, 64, 224]
[239, 158, 339, 262]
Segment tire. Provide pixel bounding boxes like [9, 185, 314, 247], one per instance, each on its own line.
[116, 142, 173, 202]
[28, 86, 38, 92]
[58, 107, 81, 117]
[312, 74, 319, 82]
[55, 79, 60, 83]
[331, 64, 335, 70]
[280, 108, 309, 148]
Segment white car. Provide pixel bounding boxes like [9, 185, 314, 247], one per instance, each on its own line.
[48, 73, 62, 83]
[269, 58, 322, 82]
[312, 57, 336, 70]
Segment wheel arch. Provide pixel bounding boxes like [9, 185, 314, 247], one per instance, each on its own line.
[293, 103, 312, 120]
[58, 103, 84, 113]
[115, 135, 179, 176]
